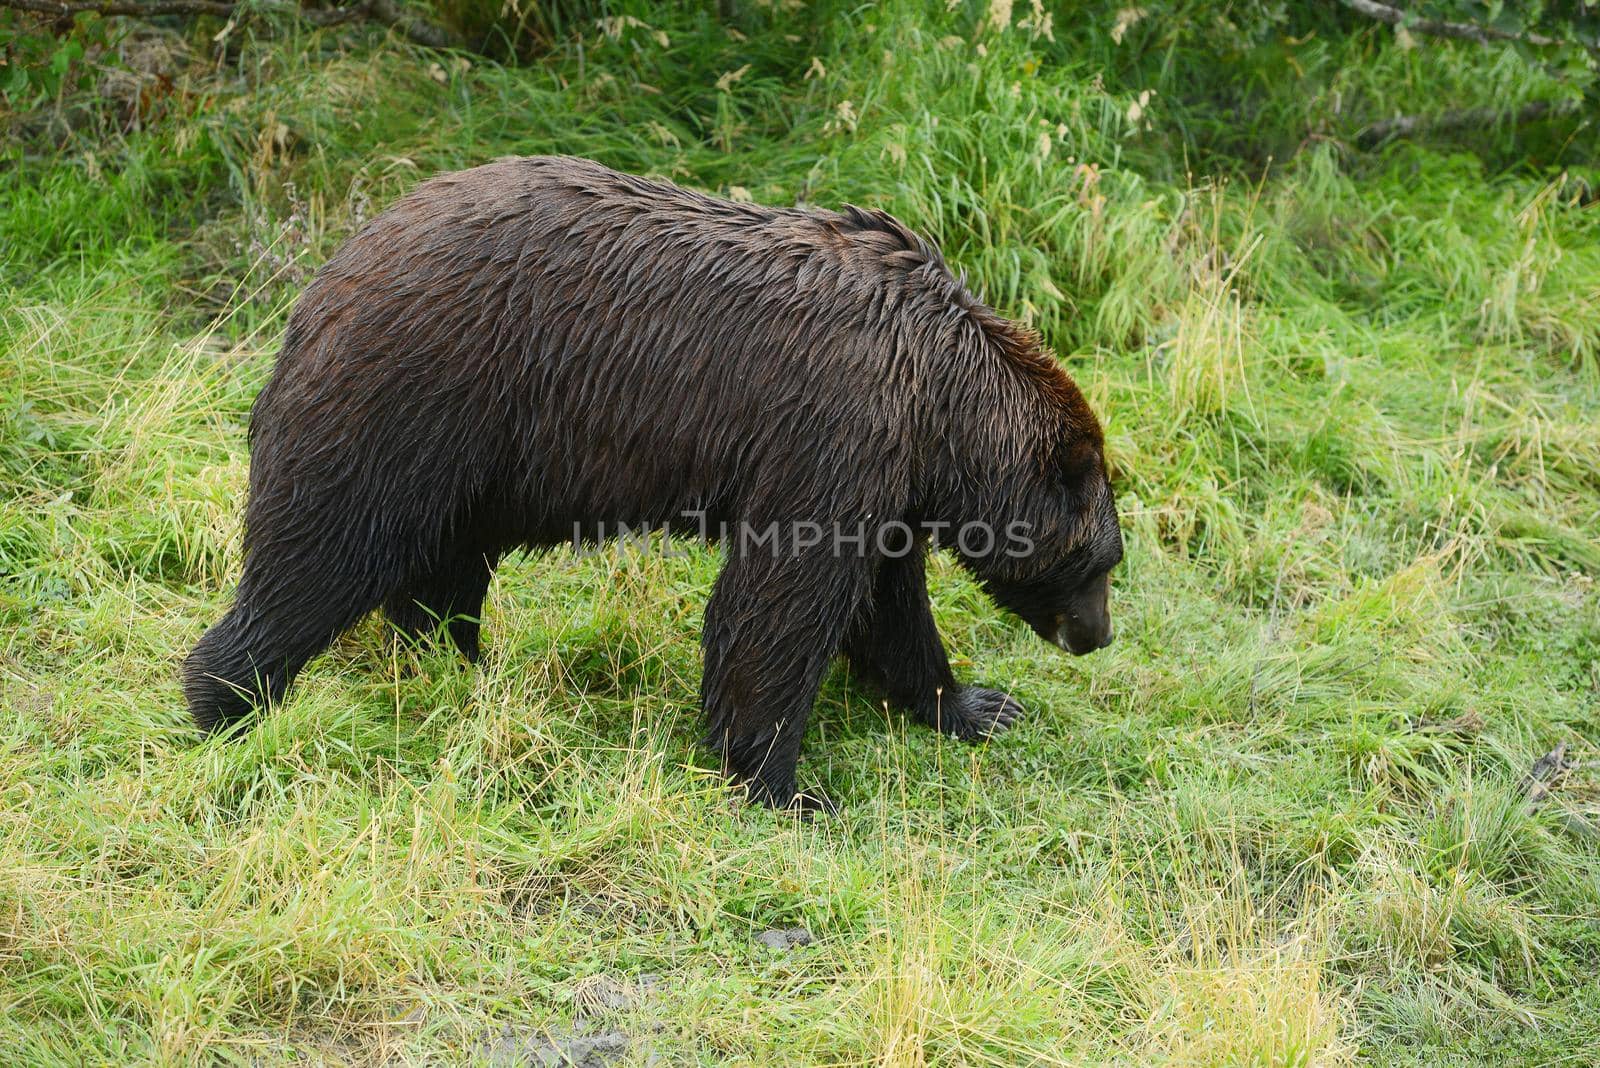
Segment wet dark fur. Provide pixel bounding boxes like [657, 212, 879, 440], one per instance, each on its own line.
[184, 156, 1123, 807]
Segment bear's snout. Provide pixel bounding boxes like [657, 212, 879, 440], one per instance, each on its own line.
[1052, 617, 1114, 656]
[1050, 593, 1115, 655]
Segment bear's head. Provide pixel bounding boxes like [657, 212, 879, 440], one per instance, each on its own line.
[976, 434, 1122, 655]
[924, 293, 1122, 655]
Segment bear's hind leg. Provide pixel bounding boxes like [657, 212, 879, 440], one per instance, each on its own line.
[385, 545, 500, 663]
[185, 607, 273, 734]
[184, 549, 397, 734]
[844, 546, 1023, 741]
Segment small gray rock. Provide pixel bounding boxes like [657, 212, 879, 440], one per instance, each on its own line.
[479, 1027, 631, 1068]
[756, 927, 813, 950]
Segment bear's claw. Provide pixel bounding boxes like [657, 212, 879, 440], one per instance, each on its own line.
[925, 686, 1025, 741]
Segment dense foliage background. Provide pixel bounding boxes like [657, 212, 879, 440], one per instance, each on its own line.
[3, 2, 1599, 1063]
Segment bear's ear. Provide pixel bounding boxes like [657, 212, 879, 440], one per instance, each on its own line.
[1059, 437, 1104, 491]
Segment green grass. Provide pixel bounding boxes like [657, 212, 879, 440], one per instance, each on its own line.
[3, 2, 1599, 1063]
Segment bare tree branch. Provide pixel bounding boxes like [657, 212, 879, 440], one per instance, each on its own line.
[1340, 0, 1599, 57]
[4, 0, 234, 15]
[0, 0, 463, 49]
[1358, 98, 1581, 145]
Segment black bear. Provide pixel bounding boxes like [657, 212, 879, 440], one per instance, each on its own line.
[185, 156, 1122, 807]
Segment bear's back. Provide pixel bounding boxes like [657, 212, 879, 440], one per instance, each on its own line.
[274, 157, 972, 415]
[305, 156, 961, 340]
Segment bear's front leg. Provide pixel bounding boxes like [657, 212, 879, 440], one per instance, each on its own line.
[844, 545, 1024, 741]
[701, 548, 872, 808]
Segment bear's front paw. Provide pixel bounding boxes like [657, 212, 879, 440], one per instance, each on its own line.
[922, 686, 1025, 741]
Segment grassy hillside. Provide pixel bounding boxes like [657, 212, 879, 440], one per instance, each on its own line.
[3, 2, 1599, 1063]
